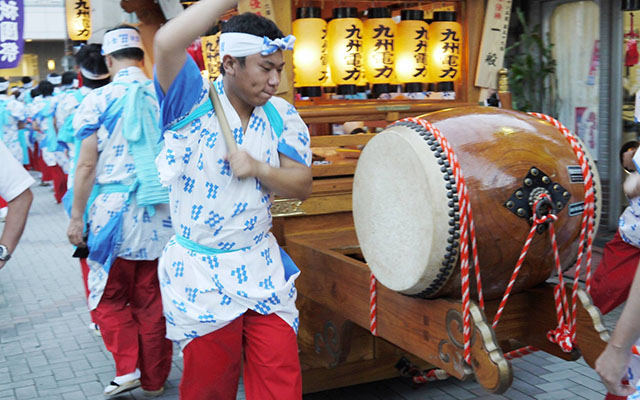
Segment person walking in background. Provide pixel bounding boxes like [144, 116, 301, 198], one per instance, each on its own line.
[592, 141, 640, 315]
[58, 43, 112, 338]
[30, 80, 67, 203]
[67, 25, 173, 398]
[0, 77, 27, 165]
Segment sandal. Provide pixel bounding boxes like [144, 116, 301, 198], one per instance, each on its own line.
[103, 378, 141, 397]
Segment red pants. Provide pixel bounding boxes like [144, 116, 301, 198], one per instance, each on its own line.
[50, 165, 67, 203]
[40, 164, 54, 182]
[93, 258, 172, 391]
[79, 258, 97, 324]
[27, 142, 40, 172]
[591, 231, 640, 315]
[0, 196, 6, 208]
[180, 310, 302, 400]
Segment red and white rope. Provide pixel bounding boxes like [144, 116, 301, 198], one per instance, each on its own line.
[504, 345, 539, 360]
[492, 198, 552, 328]
[370, 273, 377, 336]
[410, 345, 540, 386]
[528, 112, 596, 343]
[395, 117, 476, 364]
[412, 368, 450, 384]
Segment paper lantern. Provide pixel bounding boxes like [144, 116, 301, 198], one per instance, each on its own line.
[293, 7, 327, 98]
[428, 11, 462, 88]
[395, 10, 428, 92]
[363, 7, 395, 96]
[201, 32, 221, 81]
[65, 0, 91, 41]
[328, 7, 363, 95]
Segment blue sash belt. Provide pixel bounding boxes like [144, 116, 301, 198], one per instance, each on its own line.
[86, 183, 134, 273]
[175, 234, 247, 255]
[174, 234, 299, 280]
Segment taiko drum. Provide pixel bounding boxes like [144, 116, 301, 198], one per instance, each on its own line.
[352, 106, 601, 299]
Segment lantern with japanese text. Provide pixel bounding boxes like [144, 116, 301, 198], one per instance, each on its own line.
[65, 0, 91, 41]
[293, 7, 327, 98]
[395, 10, 428, 92]
[363, 7, 395, 97]
[201, 32, 221, 81]
[328, 7, 363, 95]
[428, 11, 462, 91]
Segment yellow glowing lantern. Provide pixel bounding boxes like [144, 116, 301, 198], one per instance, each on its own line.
[395, 10, 428, 92]
[328, 7, 363, 95]
[428, 11, 462, 89]
[202, 32, 221, 81]
[65, 0, 92, 41]
[363, 7, 395, 96]
[293, 7, 327, 98]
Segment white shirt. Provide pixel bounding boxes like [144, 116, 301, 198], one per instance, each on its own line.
[0, 140, 34, 201]
[154, 57, 311, 347]
[73, 66, 173, 310]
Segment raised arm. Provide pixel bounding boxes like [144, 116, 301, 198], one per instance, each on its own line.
[154, 0, 238, 93]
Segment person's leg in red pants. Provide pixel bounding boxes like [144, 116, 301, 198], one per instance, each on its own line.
[179, 311, 301, 400]
[131, 259, 172, 391]
[79, 258, 98, 325]
[243, 310, 302, 400]
[50, 165, 67, 203]
[93, 258, 140, 377]
[180, 317, 243, 400]
[591, 231, 640, 314]
[93, 258, 172, 390]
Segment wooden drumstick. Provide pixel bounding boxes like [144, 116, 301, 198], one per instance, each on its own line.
[209, 80, 238, 154]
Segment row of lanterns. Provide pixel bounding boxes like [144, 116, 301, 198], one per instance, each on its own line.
[292, 7, 462, 97]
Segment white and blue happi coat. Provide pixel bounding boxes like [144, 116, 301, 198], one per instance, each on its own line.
[30, 95, 63, 169]
[0, 94, 26, 163]
[73, 66, 173, 310]
[56, 86, 92, 189]
[154, 57, 311, 348]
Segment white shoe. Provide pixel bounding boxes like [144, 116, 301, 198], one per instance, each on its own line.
[104, 369, 141, 398]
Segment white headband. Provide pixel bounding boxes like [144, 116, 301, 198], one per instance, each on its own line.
[47, 75, 62, 85]
[219, 32, 295, 60]
[102, 28, 143, 55]
[22, 81, 32, 89]
[0, 81, 9, 91]
[80, 67, 110, 81]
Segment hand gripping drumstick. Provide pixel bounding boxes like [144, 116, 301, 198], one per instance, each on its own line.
[209, 80, 238, 154]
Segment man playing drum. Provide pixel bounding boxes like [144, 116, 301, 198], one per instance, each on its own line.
[153, 1, 312, 398]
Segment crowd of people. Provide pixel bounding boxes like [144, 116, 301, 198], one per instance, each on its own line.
[1, 0, 312, 398]
[3, 0, 640, 399]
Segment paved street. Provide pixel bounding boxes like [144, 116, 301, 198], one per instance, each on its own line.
[0, 180, 622, 399]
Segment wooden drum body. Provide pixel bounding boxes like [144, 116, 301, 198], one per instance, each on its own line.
[353, 106, 601, 299]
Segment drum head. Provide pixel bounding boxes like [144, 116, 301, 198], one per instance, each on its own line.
[353, 123, 452, 295]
